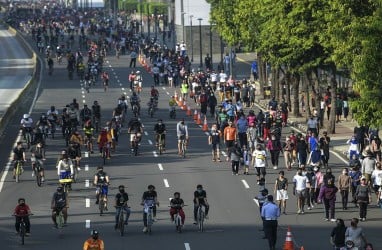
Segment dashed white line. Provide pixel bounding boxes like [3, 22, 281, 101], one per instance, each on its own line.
[158, 163, 163, 171]
[148, 139, 153, 145]
[162, 87, 166, 90]
[163, 179, 170, 188]
[85, 198, 90, 208]
[241, 179, 250, 189]
[85, 220, 91, 228]
[85, 179, 90, 188]
[85, 164, 89, 171]
[185, 243, 191, 250]
[84, 152, 89, 158]
[153, 151, 158, 157]
[253, 198, 259, 207]
[82, 100, 86, 103]
[144, 131, 148, 136]
[122, 88, 125, 91]
[166, 91, 170, 95]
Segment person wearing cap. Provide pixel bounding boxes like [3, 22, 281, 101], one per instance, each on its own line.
[83, 229, 104, 250]
[355, 176, 372, 221]
[274, 171, 288, 214]
[261, 195, 280, 250]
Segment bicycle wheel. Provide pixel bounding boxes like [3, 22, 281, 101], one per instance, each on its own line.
[198, 210, 204, 232]
[99, 195, 105, 215]
[118, 211, 124, 236]
[35, 168, 42, 187]
[147, 211, 152, 234]
[20, 223, 25, 245]
[182, 141, 186, 158]
[26, 133, 31, 149]
[15, 163, 21, 183]
[56, 212, 64, 228]
[176, 215, 182, 233]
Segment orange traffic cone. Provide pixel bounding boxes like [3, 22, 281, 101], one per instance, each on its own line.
[196, 113, 202, 125]
[174, 91, 179, 101]
[186, 106, 192, 116]
[202, 116, 209, 132]
[182, 101, 187, 110]
[193, 109, 198, 120]
[283, 226, 294, 250]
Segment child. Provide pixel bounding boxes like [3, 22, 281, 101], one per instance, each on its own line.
[242, 145, 251, 175]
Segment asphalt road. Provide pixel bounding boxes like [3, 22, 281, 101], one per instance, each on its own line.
[0, 33, 381, 250]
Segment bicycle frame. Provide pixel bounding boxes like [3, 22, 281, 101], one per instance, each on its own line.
[116, 206, 128, 236]
[145, 205, 154, 234]
[197, 204, 205, 232]
[15, 160, 23, 183]
[158, 133, 165, 155]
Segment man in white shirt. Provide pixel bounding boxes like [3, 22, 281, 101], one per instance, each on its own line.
[180, 41, 187, 57]
[371, 162, 382, 200]
[293, 169, 309, 214]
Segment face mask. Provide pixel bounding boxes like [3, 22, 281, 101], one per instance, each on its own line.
[181, 122, 184, 125]
[158, 122, 162, 125]
[119, 189, 124, 193]
[197, 189, 202, 193]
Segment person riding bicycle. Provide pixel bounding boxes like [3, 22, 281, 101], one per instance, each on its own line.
[169, 95, 177, 111]
[47, 56, 54, 72]
[130, 92, 141, 115]
[94, 166, 110, 206]
[83, 229, 104, 250]
[35, 113, 51, 134]
[56, 150, 74, 184]
[114, 185, 131, 230]
[193, 184, 210, 224]
[176, 119, 189, 155]
[30, 141, 45, 182]
[83, 120, 94, 154]
[97, 128, 112, 159]
[127, 117, 143, 151]
[92, 100, 101, 127]
[154, 119, 166, 149]
[147, 96, 157, 110]
[13, 141, 26, 179]
[51, 186, 68, 228]
[141, 185, 159, 232]
[20, 114, 33, 140]
[14, 198, 32, 236]
[47, 105, 59, 134]
[170, 192, 185, 225]
[150, 85, 159, 100]
[69, 130, 83, 170]
[80, 104, 92, 127]
[101, 71, 109, 87]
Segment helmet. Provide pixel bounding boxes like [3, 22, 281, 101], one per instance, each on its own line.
[57, 186, 64, 192]
[23, 114, 30, 119]
[91, 229, 99, 239]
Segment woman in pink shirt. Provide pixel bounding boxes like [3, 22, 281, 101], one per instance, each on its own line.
[314, 166, 324, 203]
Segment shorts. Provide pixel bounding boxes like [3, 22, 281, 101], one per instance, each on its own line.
[97, 185, 109, 195]
[212, 143, 220, 151]
[178, 135, 186, 142]
[255, 167, 266, 177]
[225, 140, 234, 148]
[276, 189, 289, 201]
[130, 132, 141, 142]
[60, 171, 71, 179]
[296, 189, 307, 199]
[373, 185, 380, 193]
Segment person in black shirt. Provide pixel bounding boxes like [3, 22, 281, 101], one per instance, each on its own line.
[154, 119, 166, 149]
[169, 192, 185, 225]
[141, 185, 159, 232]
[193, 184, 209, 224]
[13, 141, 26, 179]
[330, 218, 347, 250]
[51, 186, 68, 228]
[30, 141, 46, 182]
[93, 166, 110, 205]
[114, 185, 131, 229]
[208, 124, 221, 162]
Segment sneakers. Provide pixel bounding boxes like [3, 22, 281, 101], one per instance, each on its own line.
[324, 218, 329, 221]
[301, 210, 305, 214]
[25, 232, 31, 236]
[153, 217, 157, 222]
[77, 167, 81, 171]
[297, 210, 301, 214]
[142, 227, 148, 233]
[95, 200, 99, 205]
[193, 220, 197, 225]
[273, 166, 278, 170]
[361, 218, 366, 222]
[330, 218, 337, 222]
[41, 177, 45, 182]
[114, 224, 118, 230]
[307, 206, 311, 210]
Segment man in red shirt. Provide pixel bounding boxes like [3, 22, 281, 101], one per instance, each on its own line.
[13, 198, 32, 235]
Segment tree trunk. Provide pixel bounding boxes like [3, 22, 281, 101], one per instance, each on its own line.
[292, 73, 300, 117]
[327, 69, 337, 134]
[258, 54, 266, 97]
[286, 71, 292, 112]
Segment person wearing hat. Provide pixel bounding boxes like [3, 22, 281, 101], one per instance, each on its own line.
[83, 229, 104, 250]
[261, 194, 280, 250]
[355, 176, 372, 221]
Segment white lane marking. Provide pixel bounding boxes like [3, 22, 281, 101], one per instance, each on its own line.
[81, 91, 85, 94]
[82, 99, 86, 103]
[158, 163, 163, 170]
[222, 151, 227, 157]
[153, 151, 158, 157]
[122, 88, 125, 91]
[85, 179, 90, 188]
[115, 76, 118, 79]
[253, 198, 259, 207]
[85, 220, 91, 228]
[163, 179, 170, 188]
[85, 164, 89, 171]
[84, 152, 89, 158]
[241, 180, 250, 189]
[82, 95, 85, 98]
[144, 131, 148, 136]
[162, 87, 166, 90]
[141, 124, 145, 128]
[85, 198, 90, 208]
[148, 140, 153, 145]
[185, 243, 191, 250]
[205, 132, 210, 136]
[166, 91, 170, 95]
[124, 92, 127, 95]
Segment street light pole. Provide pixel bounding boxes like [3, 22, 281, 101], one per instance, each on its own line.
[189, 15, 193, 62]
[209, 24, 213, 69]
[197, 18, 203, 68]
[139, 0, 143, 37]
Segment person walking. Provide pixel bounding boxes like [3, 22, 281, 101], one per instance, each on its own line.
[345, 218, 367, 249]
[361, 150, 376, 184]
[319, 131, 330, 168]
[318, 178, 338, 222]
[371, 162, 382, 201]
[338, 167, 352, 210]
[266, 134, 282, 170]
[261, 195, 280, 250]
[282, 137, 294, 170]
[293, 169, 308, 214]
[252, 144, 268, 185]
[230, 142, 242, 175]
[330, 218, 347, 250]
[274, 171, 288, 214]
[129, 50, 137, 68]
[355, 176, 372, 221]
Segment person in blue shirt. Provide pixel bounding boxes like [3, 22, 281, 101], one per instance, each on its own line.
[261, 195, 280, 250]
[251, 61, 258, 80]
[236, 114, 248, 147]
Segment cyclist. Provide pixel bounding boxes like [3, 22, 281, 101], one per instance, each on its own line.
[94, 166, 110, 206]
[169, 192, 185, 225]
[13, 198, 32, 236]
[141, 185, 159, 232]
[91, 101, 101, 130]
[20, 114, 33, 141]
[13, 141, 26, 179]
[150, 85, 159, 100]
[47, 56, 54, 74]
[154, 119, 166, 150]
[46, 106, 59, 134]
[56, 150, 74, 183]
[30, 141, 45, 182]
[83, 120, 94, 153]
[130, 92, 141, 115]
[51, 186, 68, 228]
[97, 128, 112, 159]
[69, 131, 83, 170]
[127, 117, 143, 151]
[193, 184, 209, 224]
[147, 96, 157, 111]
[83, 229, 104, 250]
[118, 95, 128, 114]
[114, 185, 131, 229]
[35, 113, 51, 135]
[176, 119, 189, 155]
[80, 104, 92, 127]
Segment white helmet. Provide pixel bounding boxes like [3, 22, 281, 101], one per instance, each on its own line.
[23, 114, 30, 119]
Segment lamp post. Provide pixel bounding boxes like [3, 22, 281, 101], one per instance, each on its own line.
[147, 6, 150, 38]
[181, 12, 186, 42]
[139, 0, 143, 37]
[189, 15, 194, 62]
[209, 23, 213, 69]
[197, 18, 203, 68]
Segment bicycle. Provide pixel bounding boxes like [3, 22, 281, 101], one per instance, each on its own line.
[196, 204, 205, 232]
[59, 177, 73, 194]
[13, 214, 32, 245]
[169, 107, 176, 119]
[144, 205, 155, 234]
[31, 157, 43, 187]
[24, 128, 33, 149]
[115, 206, 129, 236]
[14, 160, 24, 183]
[132, 104, 139, 118]
[98, 184, 108, 216]
[157, 133, 165, 155]
[169, 205, 186, 233]
[131, 134, 139, 156]
[180, 137, 187, 158]
[148, 105, 154, 118]
[54, 208, 65, 229]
